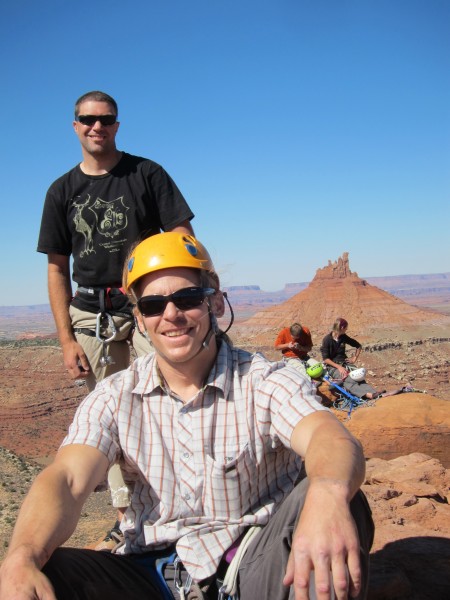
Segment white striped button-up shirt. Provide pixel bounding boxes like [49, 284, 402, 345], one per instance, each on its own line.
[63, 342, 328, 581]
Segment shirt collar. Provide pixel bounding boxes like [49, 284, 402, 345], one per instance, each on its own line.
[132, 340, 233, 399]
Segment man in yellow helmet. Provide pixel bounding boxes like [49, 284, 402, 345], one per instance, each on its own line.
[0, 233, 374, 600]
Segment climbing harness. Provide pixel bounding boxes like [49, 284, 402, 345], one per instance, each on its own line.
[217, 526, 261, 600]
[71, 286, 132, 365]
[136, 526, 261, 600]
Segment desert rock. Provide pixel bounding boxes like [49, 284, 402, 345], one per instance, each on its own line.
[238, 253, 450, 346]
[323, 392, 450, 468]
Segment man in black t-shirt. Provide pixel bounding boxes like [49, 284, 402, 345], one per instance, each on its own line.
[37, 90, 195, 549]
[37, 90, 194, 387]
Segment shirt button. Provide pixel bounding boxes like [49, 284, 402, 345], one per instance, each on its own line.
[184, 493, 191, 501]
[183, 452, 190, 459]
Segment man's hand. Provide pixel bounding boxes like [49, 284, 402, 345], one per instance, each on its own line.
[337, 365, 349, 380]
[0, 550, 56, 600]
[61, 339, 91, 380]
[283, 480, 361, 600]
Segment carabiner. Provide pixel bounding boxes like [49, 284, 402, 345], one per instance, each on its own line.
[96, 311, 117, 344]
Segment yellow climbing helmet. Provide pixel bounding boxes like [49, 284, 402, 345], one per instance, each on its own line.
[125, 232, 214, 292]
[306, 363, 324, 379]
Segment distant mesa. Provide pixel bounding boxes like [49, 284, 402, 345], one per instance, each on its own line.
[236, 252, 450, 346]
[223, 285, 261, 292]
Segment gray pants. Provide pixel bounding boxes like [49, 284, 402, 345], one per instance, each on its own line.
[327, 367, 376, 399]
[237, 479, 374, 600]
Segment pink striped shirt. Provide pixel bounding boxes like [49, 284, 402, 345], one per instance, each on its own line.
[63, 342, 328, 581]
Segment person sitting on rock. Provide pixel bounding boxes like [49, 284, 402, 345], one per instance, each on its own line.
[0, 235, 374, 600]
[274, 322, 313, 377]
[320, 318, 383, 400]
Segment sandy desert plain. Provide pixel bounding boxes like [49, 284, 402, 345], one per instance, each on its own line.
[0, 261, 449, 598]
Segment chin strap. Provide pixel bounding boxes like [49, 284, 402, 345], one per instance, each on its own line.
[221, 292, 234, 334]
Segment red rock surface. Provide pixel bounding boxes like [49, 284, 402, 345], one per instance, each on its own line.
[343, 394, 450, 468]
[363, 453, 450, 599]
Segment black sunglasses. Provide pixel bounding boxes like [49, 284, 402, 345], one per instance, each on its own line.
[77, 114, 117, 126]
[137, 287, 215, 317]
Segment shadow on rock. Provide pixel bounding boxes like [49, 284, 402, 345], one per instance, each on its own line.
[369, 536, 450, 600]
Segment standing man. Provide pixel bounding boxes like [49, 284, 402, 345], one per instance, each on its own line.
[37, 90, 195, 548]
[0, 233, 374, 600]
[38, 90, 194, 388]
[275, 322, 313, 376]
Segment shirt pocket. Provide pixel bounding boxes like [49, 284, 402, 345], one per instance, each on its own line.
[202, 443, 255, 520]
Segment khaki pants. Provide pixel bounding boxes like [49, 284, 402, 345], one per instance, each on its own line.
[283, 357, 308, 378]
[69, 305, 151, 391]
[69, 305, 152, 507]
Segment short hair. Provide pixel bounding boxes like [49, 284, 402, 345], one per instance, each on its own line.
[74, 91, 118, 118]
[289, 323, 303, 337]
[332, 317, 348, 333]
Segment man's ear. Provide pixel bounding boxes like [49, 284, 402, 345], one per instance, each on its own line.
[210, 291, 225, 318]
[133, 306, 146, 334]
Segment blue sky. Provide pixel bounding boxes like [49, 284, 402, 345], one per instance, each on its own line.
[1, 0, 449, 306]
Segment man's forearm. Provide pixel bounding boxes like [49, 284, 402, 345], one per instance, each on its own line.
[48, 265, 75, 345]
[292, 412, 365, 499]
[7, 467, 85, 568]
[304, 421, 365, 498]
[6, 445, 108, 569]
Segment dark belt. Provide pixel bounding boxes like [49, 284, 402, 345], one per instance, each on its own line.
[77, 286, 125, 296]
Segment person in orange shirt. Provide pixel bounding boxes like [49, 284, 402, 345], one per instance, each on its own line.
[274, 323, 313, 376]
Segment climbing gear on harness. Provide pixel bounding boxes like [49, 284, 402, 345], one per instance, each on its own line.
[72, 287, 128, 365]
[348, 367, 366, 382]
[96, 311, 117, 366]
[72, 286, 132, 317]
[125, 232, 213, 292]
[127, 528, 261, 600]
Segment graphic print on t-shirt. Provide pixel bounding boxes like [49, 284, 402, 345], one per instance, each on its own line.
[72, 194, 129, 259]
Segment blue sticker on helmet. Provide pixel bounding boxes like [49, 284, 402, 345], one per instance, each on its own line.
[128, 257, 135, 272]
[185, 244, 198, 257]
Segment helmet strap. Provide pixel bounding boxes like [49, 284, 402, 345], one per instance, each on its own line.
[221, 292, 234, 334]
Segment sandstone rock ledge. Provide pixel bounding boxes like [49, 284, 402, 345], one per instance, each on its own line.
[343, 394, 450, 468]
[363, 453, 450, 600]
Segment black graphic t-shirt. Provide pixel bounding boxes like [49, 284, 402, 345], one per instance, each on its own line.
[37, 153, 194, 286]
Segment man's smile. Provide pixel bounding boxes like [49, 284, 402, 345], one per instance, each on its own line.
[162, 328, 191, 338]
